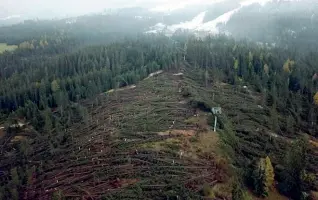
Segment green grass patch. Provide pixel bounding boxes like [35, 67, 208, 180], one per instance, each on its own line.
[0, 43, 18, 54]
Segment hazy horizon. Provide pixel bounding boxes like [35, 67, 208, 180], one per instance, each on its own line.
[0, 0, 276, 19]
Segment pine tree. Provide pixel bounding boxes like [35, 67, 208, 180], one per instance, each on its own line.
[253, 156, 274, 197]
[43, 109, 53, 133]
[264, 64, 269, 75]
[234, 59, 239, 70]
[264, 156, 275, 190]
[279, 137, 309, 199]
[248, 51, 253, 69]
[270, 104, 279, 132]
[10, 167, 19, 186]
[26, 166, 35, 185]
[286, 115, 295, 133]
[232, 181, 244, 200]
[314, 92, 318, 105]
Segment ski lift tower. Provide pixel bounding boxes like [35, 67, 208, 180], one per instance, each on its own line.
[211, 107, 222, 132]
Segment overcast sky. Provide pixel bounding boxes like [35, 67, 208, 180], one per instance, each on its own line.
[0, 0, 235, 18]
[0, 0, 276, 18]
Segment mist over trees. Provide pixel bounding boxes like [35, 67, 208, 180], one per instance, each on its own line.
[1, 1, 318, 199]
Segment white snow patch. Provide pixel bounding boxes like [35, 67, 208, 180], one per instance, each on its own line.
[146, 23, 166, 33]
[147, 12, 207, 34]
[135, 16, 152, 20]
[196, 0, 274, 33]
[147, 0, 274, 35]
[168, 11, 207, 32]
[146, 30, 160, 34]
[196, 7, 241, 33]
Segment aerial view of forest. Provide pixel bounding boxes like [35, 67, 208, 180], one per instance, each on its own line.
[0, 0, 318, 199]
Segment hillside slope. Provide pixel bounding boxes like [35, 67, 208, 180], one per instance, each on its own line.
[1, 65, 317, 199]
[1, 32, 318, 199]
[1, 71, 233, 199]
[183, 65, 318, 199]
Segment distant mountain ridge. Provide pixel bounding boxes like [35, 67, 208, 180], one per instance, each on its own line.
[146, 0, 317, 36]
[1, 0, 317, 49]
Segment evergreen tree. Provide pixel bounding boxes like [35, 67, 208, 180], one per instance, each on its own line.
[278, 137, 309, 199]
[264, 156, 275, 191]
[232, 181, 244, 200]
[43, 108, 53, 133]
[252, 156, 274, 197]
[270, 104, 280, 133]
[10, 167, 20, 186]
[314, 92, 318, 105]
